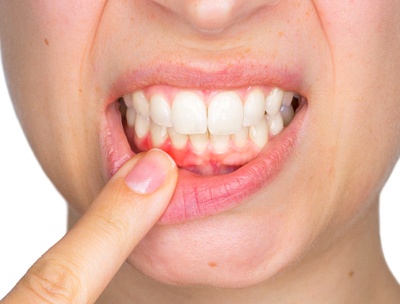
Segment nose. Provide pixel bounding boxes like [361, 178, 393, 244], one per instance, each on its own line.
[151, 0, 279, 33]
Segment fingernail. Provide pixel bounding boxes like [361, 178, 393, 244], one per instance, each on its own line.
[125, 150, 175, 194]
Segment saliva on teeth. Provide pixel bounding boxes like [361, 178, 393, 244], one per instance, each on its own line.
[121, 86, 298, 175]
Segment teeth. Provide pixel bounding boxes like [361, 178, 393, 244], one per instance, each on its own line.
[265, 88, 284, 116]
[150, 94, 173, 127]
[190, 132, 209, 154]
[134, 115, 151, 139]
[124, 87, 300, 156]
[208, 92, 243, 135]
[282, 91, 294, 106]
[150, 123, 168, 147]
[126, 107, 136, 127]
[172, 92, 207, 134]
[267, 113, 284, 136]
[123, 94, 133, 108]
[280, 105, 295, 126]
[210, 135, 230, 154]
[232, 127, 249, 148]
[133, 91, 150, 118]
[249, 119, 269, 148]
[167, 128, 188, 149]
[243, 89, 265, 127]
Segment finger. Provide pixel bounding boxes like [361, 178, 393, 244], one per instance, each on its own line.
[2, 149, 178, 304]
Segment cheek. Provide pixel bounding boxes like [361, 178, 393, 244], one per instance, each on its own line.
[0, 1, 109, 209]
[314, 0, 400, 69]
[0, 0, 106, 138]
[313, 0, 400, 221]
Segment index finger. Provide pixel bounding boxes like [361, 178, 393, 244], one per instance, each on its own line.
[2, 149, 178, 304]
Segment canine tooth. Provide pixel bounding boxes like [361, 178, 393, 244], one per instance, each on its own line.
[190, 132, 209, 154]
[232, 127, 249, 148]
[210, 135, 230, 154]
[265, 88, 284, 116]
[150, 94, 173, 127]
[267, 113, 284, 136]
[126, 107, 137, 127]
[123, 94, 133, 107]
[208, 92, 243, 135]
[150, 123, 168, 147]
[249, 119, 268, 148]
[282, 91, 294, 106]
[172, 92, 207, 134]
[134, 115, 150, 139]
[280, 105, 295, 126]
[168, 128, 188, 149]
[243, 89, 265, 127]
[133, 91, 150, 117]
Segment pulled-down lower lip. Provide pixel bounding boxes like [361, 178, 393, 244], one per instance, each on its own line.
[101, 65, 307, 224]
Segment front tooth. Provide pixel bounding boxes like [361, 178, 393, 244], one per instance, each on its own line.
[280, 105, 295, 126]
[126, 107, 137, 127]
[133, 91, 150, 118]
[150, 123, 168, 147]
[150, 94, 173, 127]
[232, 127, 249, 148]
[249, 119, 268, 148]
[168, 128, 188, 149]
[123, 93, 133, 107]
[135, 115, 150, 139]
[208, 92, 243, 135]
[243, 89, 265, 127]
[265, 88, 284, 116]
[210, 135, 230, 154]
[190, 132, 209, 154]
[172, 92, 207, 134]
[267, 113, 284, 136]
[282, 91, 294, 106]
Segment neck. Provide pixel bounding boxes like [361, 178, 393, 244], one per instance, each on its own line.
[69, 202, 400, 304]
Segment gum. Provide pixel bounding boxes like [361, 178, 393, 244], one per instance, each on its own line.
[141, 84, 275, 106]
[125, 127, 264, 175]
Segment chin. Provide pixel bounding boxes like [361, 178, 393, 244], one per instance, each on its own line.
[126, 184, 319, 288]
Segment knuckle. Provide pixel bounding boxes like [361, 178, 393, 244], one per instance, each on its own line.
[21, 257, 84, 304]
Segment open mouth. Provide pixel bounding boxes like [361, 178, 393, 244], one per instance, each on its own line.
[102, 66, 308, 224]
[118, 85, 304, 176]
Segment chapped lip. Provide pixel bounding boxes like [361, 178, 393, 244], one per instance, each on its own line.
[100, 61, 308, 224]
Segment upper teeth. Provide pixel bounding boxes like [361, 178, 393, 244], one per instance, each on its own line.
[172, 91, 207, 134]
[208, 92, 243, 135]
[124, 87, 295, 138]
[243, 89, 265, 127]
[150, 94, 173, 127]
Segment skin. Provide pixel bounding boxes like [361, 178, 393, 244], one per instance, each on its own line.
[1, 0, 400, 303]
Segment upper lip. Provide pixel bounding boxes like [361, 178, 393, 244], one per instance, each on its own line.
[106, 59, 306, 107]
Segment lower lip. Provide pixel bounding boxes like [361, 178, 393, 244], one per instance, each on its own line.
[102, 101, 307, 225]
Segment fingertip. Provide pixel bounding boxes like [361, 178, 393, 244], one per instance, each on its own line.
[125, 149, 177, 194]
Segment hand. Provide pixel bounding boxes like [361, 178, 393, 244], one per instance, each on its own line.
[1, 149, 178, 304]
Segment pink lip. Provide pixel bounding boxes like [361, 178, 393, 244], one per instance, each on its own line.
[101, 63, 307, 224]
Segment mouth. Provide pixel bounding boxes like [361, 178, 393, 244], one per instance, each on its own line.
[102, 65, 308, 224]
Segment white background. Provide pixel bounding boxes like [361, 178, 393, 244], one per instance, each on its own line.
[0, 59, 399, 299]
